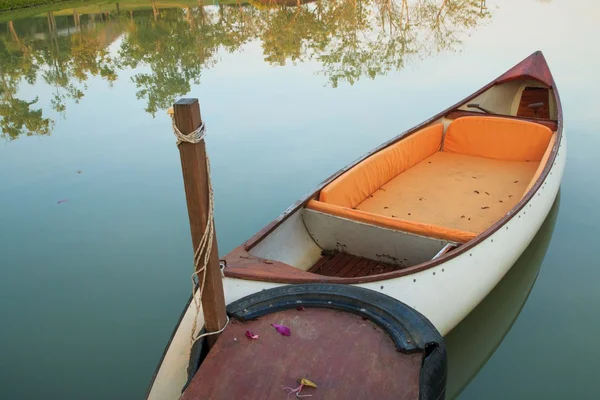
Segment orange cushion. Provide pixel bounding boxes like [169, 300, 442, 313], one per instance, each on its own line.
[306, 200, 476, 243]
[444, 116, 553, 162]
[356, 152, 539, 235]
[320, 123, 444, 208]
[522, 133, 557, 197]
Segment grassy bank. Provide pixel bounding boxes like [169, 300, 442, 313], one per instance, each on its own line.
[0, 0, 75, 12]
[0, 0, 227, 21]
[0, 0, 247, 22]
[0, 0, 103, 21]
[0, 0, 205, 12]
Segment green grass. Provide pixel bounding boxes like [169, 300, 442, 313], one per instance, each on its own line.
[0, 0, 77, 12]
[0, 0, 101, 21]
[0, 0, 243, 22]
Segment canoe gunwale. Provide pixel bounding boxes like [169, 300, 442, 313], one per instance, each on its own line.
[228, 51, 563, 284]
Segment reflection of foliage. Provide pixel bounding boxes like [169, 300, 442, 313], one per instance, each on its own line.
[119, 6, 260, 116]
[0, 23, 52, 140]
[0, 0, 491, 140]
[416, 0, 490, 51]
[0, 96, 52, 140]
[315, 0, 490, 87]
[255, 0, 489, 87]
[37, 12, 118, 116]
[316, 0, 384, 87]
[119, 13, 204, 116]
[0, 11, 119, 139]
[260, 5, 327, 65]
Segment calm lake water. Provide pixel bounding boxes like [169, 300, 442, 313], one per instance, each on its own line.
[0, 0, 598, 398]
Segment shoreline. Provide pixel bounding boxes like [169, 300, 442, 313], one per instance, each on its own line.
[0, 0, 71, 12]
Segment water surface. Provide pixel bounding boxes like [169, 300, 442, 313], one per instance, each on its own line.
[0, 0, 598, 398]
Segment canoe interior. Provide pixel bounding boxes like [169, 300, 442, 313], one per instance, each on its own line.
[222, 52, 562, 284]
[244, 76, 557, 278]
[457, 79, 557, 119]
[517, 87, 550, 118]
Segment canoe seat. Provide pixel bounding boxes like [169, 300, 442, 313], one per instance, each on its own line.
[444, 116, 552, 161]
[319, 123, 444, 209]
[306, 117, 554, 243]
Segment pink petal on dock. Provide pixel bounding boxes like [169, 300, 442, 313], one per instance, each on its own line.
[245, 331, 259, 340]
[57, 199, 69, 204]
[271, 324, 291, 336]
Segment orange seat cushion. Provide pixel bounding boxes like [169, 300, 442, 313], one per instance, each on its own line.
[356, 152, 539, 235]
[307, 118, 556, 244]
[522, 133, 557, 197]
[444, 116, 553, 162]
[319, 123, 444, 208]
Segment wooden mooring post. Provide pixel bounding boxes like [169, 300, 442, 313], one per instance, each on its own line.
[173, 98, 227, 347]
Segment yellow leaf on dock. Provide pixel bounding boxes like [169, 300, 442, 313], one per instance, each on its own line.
[300, 378, 317, 388]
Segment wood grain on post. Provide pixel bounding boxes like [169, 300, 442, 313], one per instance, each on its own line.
[173, 98, 227, 347]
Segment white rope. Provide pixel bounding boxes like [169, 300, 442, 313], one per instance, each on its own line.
[170, 114, 229, 347]
[172, 118, 207, 145]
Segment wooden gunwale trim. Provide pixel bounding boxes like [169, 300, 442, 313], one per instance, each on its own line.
[226, 51, 562, 284]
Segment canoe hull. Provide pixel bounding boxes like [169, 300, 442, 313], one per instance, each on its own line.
[147, 131, 565, 400]
[224, 130, 565, 334]
[147, 51, 565, 399]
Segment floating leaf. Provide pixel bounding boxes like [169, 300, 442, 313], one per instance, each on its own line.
[299, 378, 317, 388]
[272, 323, 291, 336]
[245, 330, 259, 340]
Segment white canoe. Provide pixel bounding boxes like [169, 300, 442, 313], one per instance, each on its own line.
[147, 51, 565, 399]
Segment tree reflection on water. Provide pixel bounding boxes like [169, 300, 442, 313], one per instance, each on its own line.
[0, 0, 490, 139]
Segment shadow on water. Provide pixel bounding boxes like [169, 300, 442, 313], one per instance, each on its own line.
[445, 191, 561, 399]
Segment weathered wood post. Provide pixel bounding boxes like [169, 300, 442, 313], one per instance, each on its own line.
[173, 98, 227, 347]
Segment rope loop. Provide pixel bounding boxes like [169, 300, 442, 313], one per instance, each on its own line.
[172, 118, 207, 145]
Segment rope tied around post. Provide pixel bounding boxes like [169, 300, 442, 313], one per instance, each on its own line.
[170, 110, 229, 347]
[172, 117, 207, 146]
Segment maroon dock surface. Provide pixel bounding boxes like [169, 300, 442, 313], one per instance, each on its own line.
[182, 308, 423, 399]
